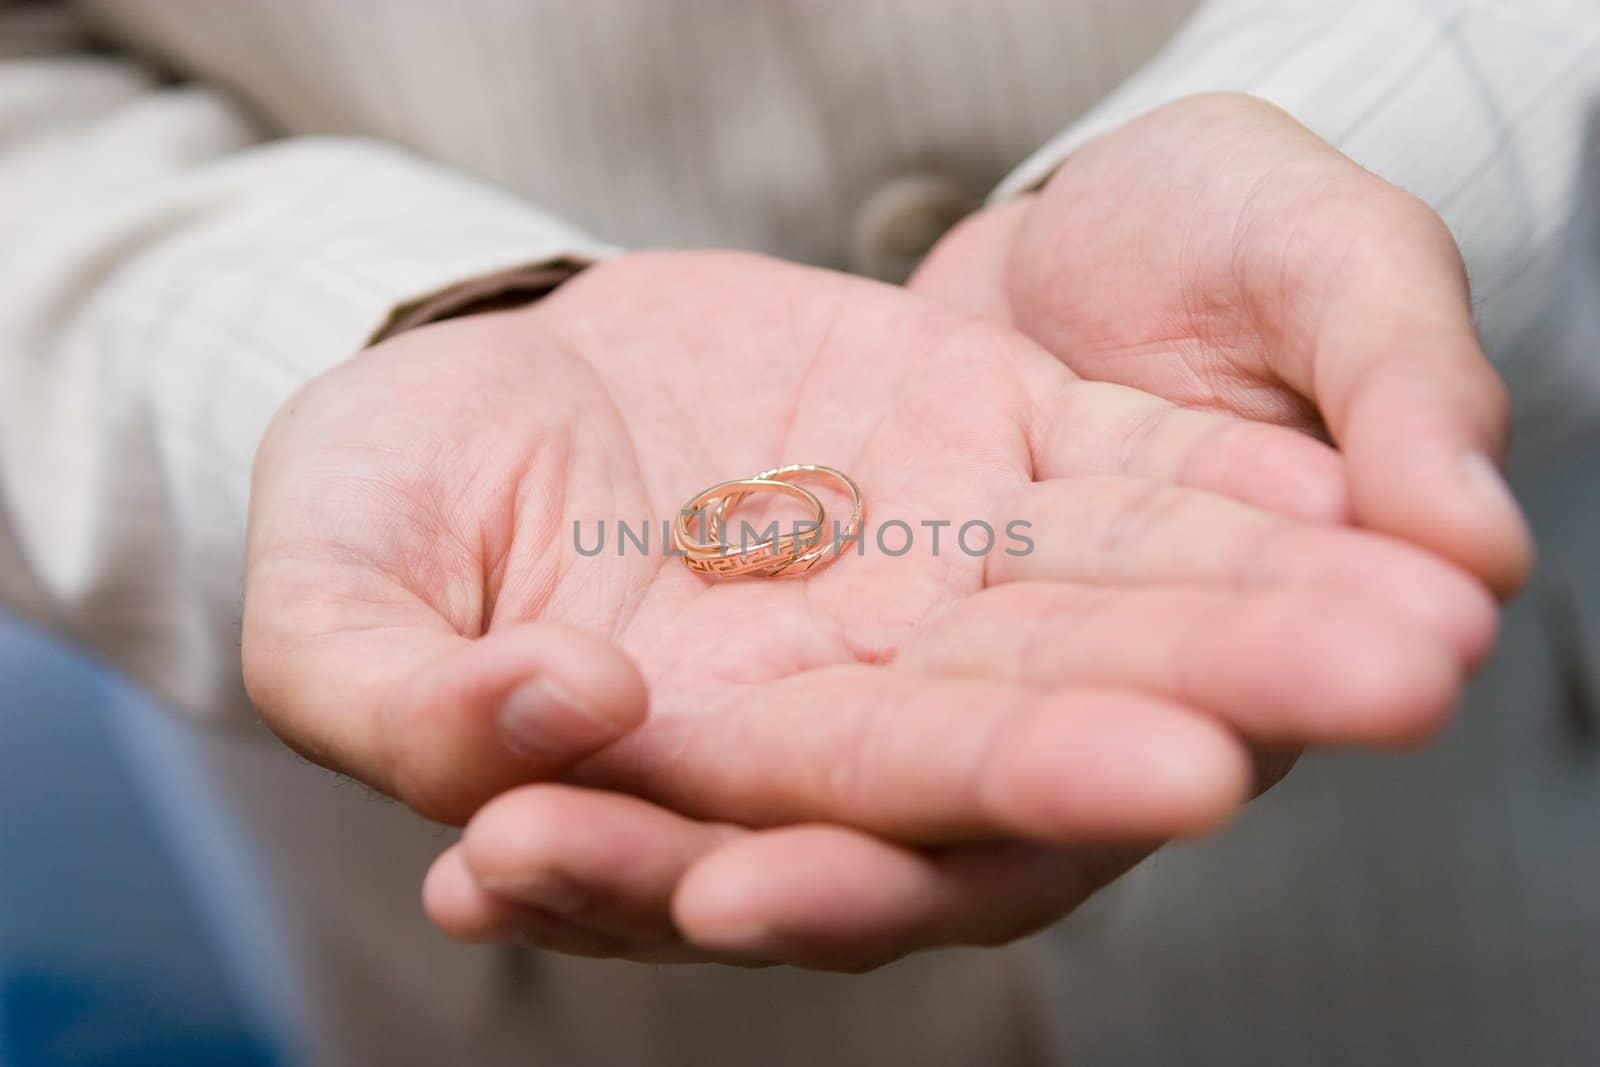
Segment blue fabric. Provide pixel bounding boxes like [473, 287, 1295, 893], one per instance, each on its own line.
[0, 615, 294, 1067]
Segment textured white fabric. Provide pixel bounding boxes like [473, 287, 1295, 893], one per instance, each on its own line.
[2, 2, 1597, 1064]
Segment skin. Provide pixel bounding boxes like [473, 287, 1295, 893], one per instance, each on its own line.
[911, 93, 1533, 596]
[245, 243, 1499, 971]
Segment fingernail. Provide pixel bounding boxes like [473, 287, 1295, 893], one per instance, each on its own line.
[497, 677, 583, 760]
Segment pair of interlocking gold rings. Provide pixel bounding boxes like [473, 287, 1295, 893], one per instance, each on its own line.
[673, 464, 863, 578]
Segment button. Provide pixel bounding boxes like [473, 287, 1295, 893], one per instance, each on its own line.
[849, 173, 979, 283]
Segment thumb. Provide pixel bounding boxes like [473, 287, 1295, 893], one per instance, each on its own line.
[243, 618, 648, 825]
[1286, 195, 1534, 598]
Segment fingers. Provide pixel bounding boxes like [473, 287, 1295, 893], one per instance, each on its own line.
[425, 848, 660, 960]
[674, 826, 1148, 969]
[997, 93, 1531, 596]
[1266, 194, 1532, 596]
[986, 475, 1497, 663]
[1316, 325, 1532, 598]
[243, 618, 648, 824]
[425, 785, 748, 964]
[381, 623, 649, 823]
[581, 667, 1251, 846]
[429, 792, 1144, 972]
[430, 785, 1147, 971]
[901, 582, 1460, 746]
[457, 784, 733, 945]
[1031, 378, 1348, 524]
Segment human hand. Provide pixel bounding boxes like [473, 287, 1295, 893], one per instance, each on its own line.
[912, 92, 1532, 596]
[244, 250, 1491, 970]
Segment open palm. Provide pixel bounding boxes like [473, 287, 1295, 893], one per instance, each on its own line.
[244, 250, 1491, 968]
[913, 93, 1531, 596]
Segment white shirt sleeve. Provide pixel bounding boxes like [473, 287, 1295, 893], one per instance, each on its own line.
[993, 0, 1600, 457]
[0, 9, 614, 723]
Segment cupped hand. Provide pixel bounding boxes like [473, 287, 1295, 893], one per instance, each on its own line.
[243, 250, 1491, 970]
[912, 91, 1533, 597]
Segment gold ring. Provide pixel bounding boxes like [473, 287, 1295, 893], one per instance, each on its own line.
[679, 464, 864, 579]
[674, 477, 826, 577]
[714, 464, 863, 576]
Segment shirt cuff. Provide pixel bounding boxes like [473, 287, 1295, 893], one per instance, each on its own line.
[215, 139, 619, 362]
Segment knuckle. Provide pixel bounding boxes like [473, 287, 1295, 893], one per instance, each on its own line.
[1476, 370, 1514, 442]
[1354, 190, 1465, 278]
[383, 694, 478, 824]
[1383, 188, 1453, 241]
[388, 736, 481, 825]
[395, 773, 476, 827]
[1167, 90, 1293, 127]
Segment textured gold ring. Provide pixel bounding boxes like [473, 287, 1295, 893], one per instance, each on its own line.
[674, 477, 825, 577]
[677, 464, 863, 579]
[712, 464, 863, 576]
